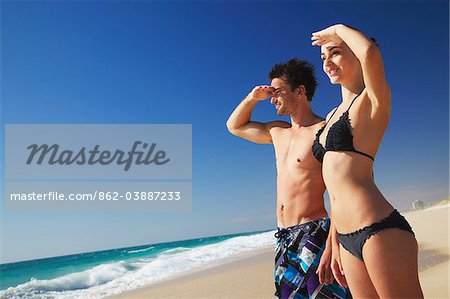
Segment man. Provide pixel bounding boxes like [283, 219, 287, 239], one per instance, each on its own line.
[226, 58, 350, 298]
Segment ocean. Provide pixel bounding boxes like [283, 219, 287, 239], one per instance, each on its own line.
[0, 230, 276, 299]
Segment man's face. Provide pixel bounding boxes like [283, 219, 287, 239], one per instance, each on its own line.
[270, 78, 297, 116]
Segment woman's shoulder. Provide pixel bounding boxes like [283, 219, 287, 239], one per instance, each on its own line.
[360, 88, 391, 116]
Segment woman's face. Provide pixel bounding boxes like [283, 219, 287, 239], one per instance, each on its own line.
[320, 41, 361, 85]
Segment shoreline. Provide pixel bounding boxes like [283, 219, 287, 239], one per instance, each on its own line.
[108, 247, 275, 299]
[109, 205, 449, 299]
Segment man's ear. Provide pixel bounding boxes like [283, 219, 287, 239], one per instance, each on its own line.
[297, 85, 307, 97]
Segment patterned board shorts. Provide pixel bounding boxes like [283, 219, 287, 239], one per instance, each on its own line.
[274, 217, 352, 299]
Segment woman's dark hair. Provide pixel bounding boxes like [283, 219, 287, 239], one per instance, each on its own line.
[268, 58, 318, 102]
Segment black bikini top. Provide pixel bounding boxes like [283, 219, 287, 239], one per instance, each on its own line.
[312, 92, 375, 163]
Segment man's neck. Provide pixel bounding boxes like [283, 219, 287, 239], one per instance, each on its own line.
[290, 101, 317, 128]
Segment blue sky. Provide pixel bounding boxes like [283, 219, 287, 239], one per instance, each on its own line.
[1, 0, 448, 263]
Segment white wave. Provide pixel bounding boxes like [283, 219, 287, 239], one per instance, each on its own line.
[157, 247, 191, 255]
[126, 246, 154, 254]
[0, 261, 132, 299]
[0, 230, 276, 299]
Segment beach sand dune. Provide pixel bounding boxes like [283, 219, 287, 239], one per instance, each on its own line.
[406, 204, 449, 298]
[111, 205, 449, 298]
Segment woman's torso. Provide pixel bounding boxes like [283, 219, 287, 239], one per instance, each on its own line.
[315, 90, 393, 233]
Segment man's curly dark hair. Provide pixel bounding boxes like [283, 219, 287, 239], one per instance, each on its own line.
[269, 58, 318, 102]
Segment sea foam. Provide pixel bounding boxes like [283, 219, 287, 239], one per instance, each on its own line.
[0, 230, 275, 299]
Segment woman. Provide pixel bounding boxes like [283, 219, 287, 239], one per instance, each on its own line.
[310, 24, 423, 298]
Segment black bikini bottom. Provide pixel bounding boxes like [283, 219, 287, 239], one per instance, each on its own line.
[337, 209, 415, 261]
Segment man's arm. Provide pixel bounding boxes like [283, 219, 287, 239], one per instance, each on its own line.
[226, 85, 288, 144]
[330, 221, 348, 287]
[316, 223, 333, 285]
[316, 220, 349, 286]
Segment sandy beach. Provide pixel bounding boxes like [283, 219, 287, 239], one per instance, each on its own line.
[110, 204, 449, 299]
